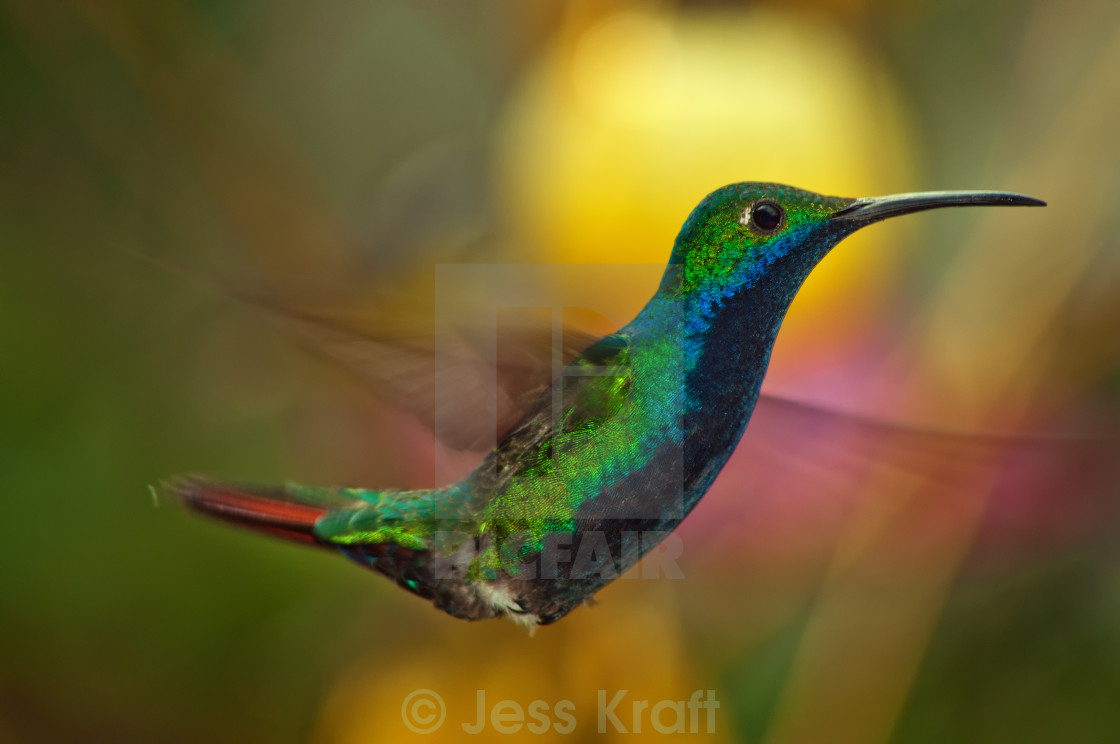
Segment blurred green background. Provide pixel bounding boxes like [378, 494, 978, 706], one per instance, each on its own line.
[2, 1, 1120, 742]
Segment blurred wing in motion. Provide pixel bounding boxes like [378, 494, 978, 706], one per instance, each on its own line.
[244, 293, 602, 451]
[685, 394, 1114, 567]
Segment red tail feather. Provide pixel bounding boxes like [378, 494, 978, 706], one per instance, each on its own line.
[169, 478, 328, 546]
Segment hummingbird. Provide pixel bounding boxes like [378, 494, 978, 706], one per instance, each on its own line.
[171, 183, 1044, 626]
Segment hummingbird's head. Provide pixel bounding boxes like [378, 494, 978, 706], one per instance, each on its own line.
[660, 182, 1044, 310]
[662, 182, 856, 305]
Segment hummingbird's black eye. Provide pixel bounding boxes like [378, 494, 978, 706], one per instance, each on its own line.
[744, 200, 784, 233]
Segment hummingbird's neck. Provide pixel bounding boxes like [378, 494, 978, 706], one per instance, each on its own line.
[633, 251, 819, 501]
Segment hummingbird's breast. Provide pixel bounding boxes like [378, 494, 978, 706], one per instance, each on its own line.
[456, 276, 794, 622]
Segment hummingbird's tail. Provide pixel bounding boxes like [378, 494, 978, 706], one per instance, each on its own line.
[167, 476, 356, 546]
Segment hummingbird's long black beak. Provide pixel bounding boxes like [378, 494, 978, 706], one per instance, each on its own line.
[830, 191, 1046, 225]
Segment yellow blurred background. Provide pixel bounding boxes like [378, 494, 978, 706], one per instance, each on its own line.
[2, 1, 1119, 742]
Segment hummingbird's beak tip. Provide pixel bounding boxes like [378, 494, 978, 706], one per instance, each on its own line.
[996, 192, 1047, 208]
